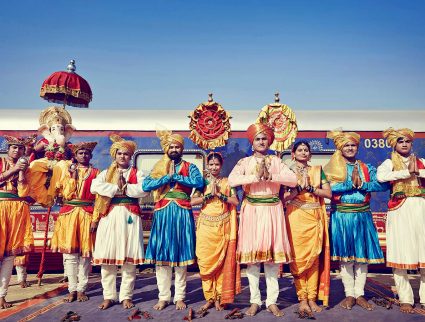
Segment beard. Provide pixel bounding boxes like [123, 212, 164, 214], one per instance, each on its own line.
[168, 152, 182, 160]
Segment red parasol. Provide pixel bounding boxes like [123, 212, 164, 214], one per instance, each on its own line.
[40, 60, 92, 108]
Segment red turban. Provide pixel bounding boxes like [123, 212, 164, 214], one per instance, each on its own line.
[247, 123, 275, 145]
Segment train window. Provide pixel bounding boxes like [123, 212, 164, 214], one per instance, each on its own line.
[133, 149, 207, 208]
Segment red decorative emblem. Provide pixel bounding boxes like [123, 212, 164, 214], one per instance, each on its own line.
[189, 94, 231, 150]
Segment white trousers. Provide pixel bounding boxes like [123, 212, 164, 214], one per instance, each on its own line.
[101, 264, 136, 302]
[16, 265, 27, 283]
[156, 266, 187, 303]
[0, 256, 15, 298]
[340, 262, 368, 298]
[246, 263, 280, 308]
[393, 268, 425, 305]
[63, 253, 90, 293]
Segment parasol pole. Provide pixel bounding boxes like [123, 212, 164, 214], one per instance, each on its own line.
[37, 206, 52, 286]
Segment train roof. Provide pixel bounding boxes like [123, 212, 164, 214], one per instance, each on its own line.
[2, 109, 424, 132]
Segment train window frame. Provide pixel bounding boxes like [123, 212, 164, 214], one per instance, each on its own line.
[132, 148, 207, 209]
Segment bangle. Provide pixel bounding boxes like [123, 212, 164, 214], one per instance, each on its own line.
[203, 193, 213, 202]
[306, 186, 316, 193]
[296, 185, 303, 193]
[219, 194, 228, 202]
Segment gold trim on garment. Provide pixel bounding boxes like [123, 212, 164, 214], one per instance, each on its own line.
[144, 259, 196, 267]
[237, 250, 292, 264]
[199, 211, 231, 222]
[288, 199, 321, 210]
[386, 261, 425, 269]
[331, 255, 384, 264]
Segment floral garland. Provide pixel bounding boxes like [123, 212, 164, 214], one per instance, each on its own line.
[44, 142, 65, 161]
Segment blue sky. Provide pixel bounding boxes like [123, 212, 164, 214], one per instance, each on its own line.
[1, 0, 424, 110]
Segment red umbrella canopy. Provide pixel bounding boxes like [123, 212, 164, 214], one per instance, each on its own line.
[40, 60, 92, 108]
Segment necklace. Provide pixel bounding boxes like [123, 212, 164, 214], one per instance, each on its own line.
[78, 165, 93, 181]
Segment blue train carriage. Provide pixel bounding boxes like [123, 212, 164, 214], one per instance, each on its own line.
[0, 108, 424, 271]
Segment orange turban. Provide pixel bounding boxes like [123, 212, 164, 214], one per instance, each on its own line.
[247, 123, 275, 145]
[109, 134, 137, 158]
[383, 128, 414, 149]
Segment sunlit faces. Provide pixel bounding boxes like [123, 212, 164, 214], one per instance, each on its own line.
[207, 157, 222, 177]
[8, 144, 25, 160]
[167, 143, 183, 161]
[115, 149, 132, 168]
[293, 143, 311, 162]
[341, 142, 358, 160]
[395, 137, 412, 157]
[252, 133, 270, 153]
[50, 124, 65, 135]
[75, 149, 92, 166]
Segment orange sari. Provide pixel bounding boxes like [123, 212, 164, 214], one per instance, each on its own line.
[286, 165, 330, 306]
[195, 177, 241, 304]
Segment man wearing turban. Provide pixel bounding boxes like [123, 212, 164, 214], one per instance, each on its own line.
[47, 141, 99, 303]
[143, 129, 203, 311]
[228, 123, 297, 317]
[90, 135, 149, 310]
[377, 128, 425, 313]
[324, 130, 388, 311]
[0, 135, 34, 309]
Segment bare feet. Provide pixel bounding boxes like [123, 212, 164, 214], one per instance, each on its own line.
[175, 299, 187, 310]
[98, 299, 115, 310]
[267, 304, 284, 317]
[197, 300, 214, 314]
[298, 300, 313, 318]
[63, 291, 77, 303]
[19, 280, 31, 288]
[153, 300, 169, 310]
[245, 303, 260, 316]
[340, 296, 356, 310]
[0, 297, 12, 309]
[77, 292, 89, 302]
[122, 299, 135, 309]
[356, 296, 374, 311]
[215, 300, 225, 311]
[400, 303, 414, 314]
[308, 299, 323, 313]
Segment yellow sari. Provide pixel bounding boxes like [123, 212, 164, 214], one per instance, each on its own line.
[195, 177, 240, 304]
[286, 165, 330, 306]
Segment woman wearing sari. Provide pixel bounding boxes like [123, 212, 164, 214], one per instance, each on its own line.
[283, 141, 332, 317]
[191, 152, 240, 313]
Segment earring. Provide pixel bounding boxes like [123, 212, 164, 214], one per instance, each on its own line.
[251, 145, 254, 152]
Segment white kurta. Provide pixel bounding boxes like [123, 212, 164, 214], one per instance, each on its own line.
[377, 157, 425, 269]
[91, 169, 148, 266]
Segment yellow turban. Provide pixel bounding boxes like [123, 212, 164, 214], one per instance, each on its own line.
[323, 129, 361, 183]
[93, 135, 137, 219]
[109, 134, 137, 158]
[327, 130, 360, 150]
[383, 128, 414, 149]
[156, 129, 184, 153]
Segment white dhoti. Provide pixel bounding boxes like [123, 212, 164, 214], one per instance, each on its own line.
[16, 265, 27, 283]
[340, 262, 368, 298]
[0, 256, 15, 298]
[63, 253, 90, 293]
[386, 197, 425, 269]
[156, 266, 187, 303]
[246, 263, 280, 308]
[101, 264, 136, 302]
